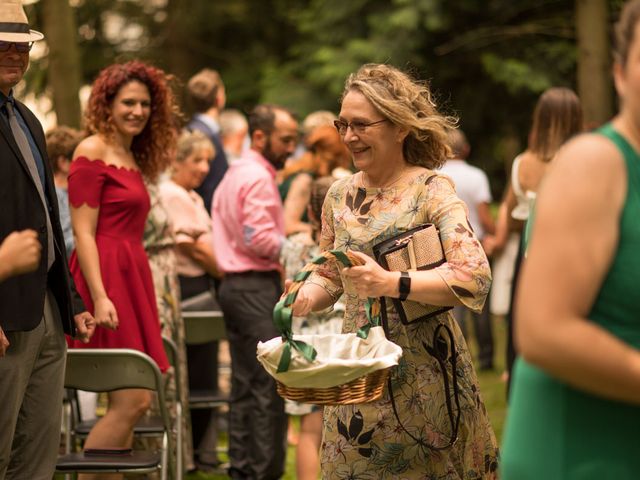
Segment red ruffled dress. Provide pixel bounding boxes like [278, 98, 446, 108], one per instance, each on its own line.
[67, 157, 169, 372]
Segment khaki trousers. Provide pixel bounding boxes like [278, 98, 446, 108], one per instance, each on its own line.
[0, 291, 66, 480]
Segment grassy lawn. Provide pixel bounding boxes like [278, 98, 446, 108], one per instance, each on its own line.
[189, 315, 508, 479]
[473, 315, 508, 442]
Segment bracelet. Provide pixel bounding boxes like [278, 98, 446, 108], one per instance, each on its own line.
[398, 271, 411, 301]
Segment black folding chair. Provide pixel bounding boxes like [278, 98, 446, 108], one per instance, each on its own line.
[182, 310, 229, 411]
[56, 349, 174, 479]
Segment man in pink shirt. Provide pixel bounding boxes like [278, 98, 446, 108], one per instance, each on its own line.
[212, 104, 297, 480]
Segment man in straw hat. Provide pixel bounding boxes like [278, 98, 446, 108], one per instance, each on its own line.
[0, 1, 96, 478]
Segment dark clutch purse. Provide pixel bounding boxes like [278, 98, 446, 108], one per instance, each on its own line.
[372, 223, 452, 324]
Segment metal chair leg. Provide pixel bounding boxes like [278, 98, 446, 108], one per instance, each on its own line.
[176, 402, 183, 479]
[161, 432, 168, 480]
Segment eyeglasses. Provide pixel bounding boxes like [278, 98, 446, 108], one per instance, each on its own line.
[333, 118, 387, 136]
[0, 41, 34, 53]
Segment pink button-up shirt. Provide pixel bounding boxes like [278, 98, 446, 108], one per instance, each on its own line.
[211, 149, 284, 273]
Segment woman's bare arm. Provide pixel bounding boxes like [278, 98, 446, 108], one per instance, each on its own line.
[71, 204, 118, 329]
[176, 241, 223, 279]
[517, 133, 640, 404]
[283, 173, 313, 236]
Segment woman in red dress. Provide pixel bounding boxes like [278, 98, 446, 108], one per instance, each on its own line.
[68, 61, 177, 465]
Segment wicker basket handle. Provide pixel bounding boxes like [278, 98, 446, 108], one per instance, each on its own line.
[273, 249, 382, 373]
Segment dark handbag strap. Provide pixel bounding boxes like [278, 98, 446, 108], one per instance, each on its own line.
[381, 297, 461, 451]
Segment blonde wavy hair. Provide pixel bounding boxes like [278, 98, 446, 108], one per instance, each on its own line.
[342, 64, 456, 169]
[176, 129, 215, 163]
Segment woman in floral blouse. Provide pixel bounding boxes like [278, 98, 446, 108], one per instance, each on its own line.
[290, 63, 498, 479]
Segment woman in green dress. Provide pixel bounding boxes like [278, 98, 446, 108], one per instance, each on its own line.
[289, 63, 498, 479]
[501, 2, 640, 478]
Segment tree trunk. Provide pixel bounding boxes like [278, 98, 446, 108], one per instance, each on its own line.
[576, 0, 613, 128]
[164, 0, 193, 86]
[41, 0, 82, 128]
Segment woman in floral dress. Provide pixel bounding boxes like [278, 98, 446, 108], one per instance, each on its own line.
[290, 64, 498, 479]
[144, 183, 194, 471]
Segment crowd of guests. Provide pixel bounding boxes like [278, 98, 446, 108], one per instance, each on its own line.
[3, 0, 640, 479]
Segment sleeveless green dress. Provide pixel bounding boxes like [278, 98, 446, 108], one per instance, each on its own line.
[501, 124, 640, 479]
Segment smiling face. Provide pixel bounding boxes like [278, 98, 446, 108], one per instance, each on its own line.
[0, 43, 29, 96]
[110, 80, 151, 141]
[338, 90, 405, 176]
[172, 145, 212, 191]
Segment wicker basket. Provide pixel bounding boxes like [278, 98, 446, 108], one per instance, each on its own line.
[276, 365, 393, 405]
[258, 250, 402, 405]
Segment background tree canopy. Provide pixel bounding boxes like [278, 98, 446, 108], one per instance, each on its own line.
[27, 0, 626, 197]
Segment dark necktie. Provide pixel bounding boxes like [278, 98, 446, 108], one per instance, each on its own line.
[5, 101, 54, 269]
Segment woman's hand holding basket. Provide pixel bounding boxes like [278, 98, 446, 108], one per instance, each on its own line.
[342, 250, 399, 299]
[257, 249, 402, 404]
[283, 279, 317, 317]
[273, 250, 382, 373]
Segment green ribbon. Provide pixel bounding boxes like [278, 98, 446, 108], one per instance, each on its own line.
[357, 297, 381, 339]
[273, 250, 382, 372]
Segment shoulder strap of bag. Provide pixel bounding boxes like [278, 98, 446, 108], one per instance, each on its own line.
[381, 297, 461, 451]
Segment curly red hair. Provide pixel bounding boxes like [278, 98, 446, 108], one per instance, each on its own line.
[85, 60, 179, 181]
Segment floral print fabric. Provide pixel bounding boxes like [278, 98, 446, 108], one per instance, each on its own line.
[143, 183, 194, 469]
[308, 171, 498, 479]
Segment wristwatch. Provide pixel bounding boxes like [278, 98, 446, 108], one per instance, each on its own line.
[398, 271, 411, 301]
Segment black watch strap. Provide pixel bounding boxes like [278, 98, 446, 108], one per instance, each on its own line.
[398, 271, 411, 301]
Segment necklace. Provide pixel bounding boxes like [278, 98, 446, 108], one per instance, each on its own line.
[361, 166, 409, 189]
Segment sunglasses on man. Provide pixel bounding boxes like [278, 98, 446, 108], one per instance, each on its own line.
[0, 41, 34, 53]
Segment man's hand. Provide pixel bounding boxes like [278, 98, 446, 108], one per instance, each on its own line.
[0, 230, 41, 282]
[73, 311, 96, 344]
[0, 325, 9, 357]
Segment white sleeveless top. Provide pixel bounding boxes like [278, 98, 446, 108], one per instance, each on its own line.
[511, 155, 537, 220]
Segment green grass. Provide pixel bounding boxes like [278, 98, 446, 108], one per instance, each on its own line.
[189, 315, 508, 479]
[474, 315, 508, 442]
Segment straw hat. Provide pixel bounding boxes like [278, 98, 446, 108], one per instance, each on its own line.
[0, 0, 44, 43]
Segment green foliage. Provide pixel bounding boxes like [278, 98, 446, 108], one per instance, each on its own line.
[267, 0, 586, 193]
[25, 0, 624, 195]
[481, 54, 553, 94]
